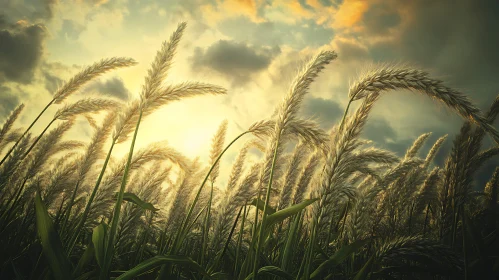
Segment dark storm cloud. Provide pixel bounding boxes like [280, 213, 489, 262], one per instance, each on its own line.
[32, 0, 57, 21]
[0, 22, 47, 84]
[2, 0, 57, 23]
[191, 40, 280, 86]
[368, 0, 499, 108]
[334, 39, 369, 62]
[84, 77, 131, 100]
[363, 118, 397, 143]
[300, 97, 343, 129]
[360, 117, 446, 161]
[361, 3, 400, 35]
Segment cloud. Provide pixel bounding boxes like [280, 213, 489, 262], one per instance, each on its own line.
[0, 86, 20, 117]
[332, 0, 369, 29]
[42, 70, 63, 93]
[201, 0, 264, 25]
[217, 17, 335, 50]
[1, 0, 57, 23]
[361, 2, 401, 35]
[362, 117, 397, 145]
[191, 40, 281, 86]
[75, 0, 110, 7]
[59, 19, 86, 40]
[300, 97, 343, 128]
[331, 36, 369, 62]
[0, 20, 47, 84]
[83, 77, 131, 100]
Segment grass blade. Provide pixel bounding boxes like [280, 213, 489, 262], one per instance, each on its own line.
[92, 222, 108, 268]
[309, 239, 368, 279]
[264, 199, 318, 231]
[118, 192, 160, 211]
[115, 255, 211, 280]
[34, 192, 71, 280]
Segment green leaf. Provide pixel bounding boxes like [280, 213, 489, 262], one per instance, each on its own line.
[34, 192, 71, 280]
[354, 256, 374, 280]
[258, 266, 294, 279]
[265, 199, 318, 230]
[210, 272, 230, 280]
[115, 255, 211, 280]
[244, 266, 294, 280]
[114, 192, 159, 211]
[310, 239, 368, 279]
[281, 212, 302, 271]
[248, 198, 276, 215]
[92, 222, 108, 268]
[73, 239, 95, 277]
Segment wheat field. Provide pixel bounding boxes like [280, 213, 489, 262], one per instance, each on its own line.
[0, 22, 498, 280]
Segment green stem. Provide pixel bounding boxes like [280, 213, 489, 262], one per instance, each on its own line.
[200, 182, 214, 266]
[20, 118, 57, 162]
[173, 130, 251, 253]
[304, 214, 319, 280]
[67, 140, 116, 255]
[252, 137, 280, 280]
[0, 117, 58, 227]
[234, 205, 247, 274]
[209, 205, 244, 275]
[100, 109, 143, 280]
[461, 207, 468, 280]
[60, 181, 81, 238]
[0, 177, 29, 230]
[159, 130, 250, 280]
[0, 99, 54, 167]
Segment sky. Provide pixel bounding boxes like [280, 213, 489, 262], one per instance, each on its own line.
[1, 0, 498, 187]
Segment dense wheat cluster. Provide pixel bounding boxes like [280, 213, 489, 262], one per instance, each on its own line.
[1, 22, 498, 280]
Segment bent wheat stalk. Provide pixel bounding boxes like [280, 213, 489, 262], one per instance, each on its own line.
[19, 98, 120, 168]
[349, 65, 499, 144]
[0, 58, 136, 167]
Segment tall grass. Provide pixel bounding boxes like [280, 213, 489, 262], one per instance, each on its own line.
[0, 22, 498, 280]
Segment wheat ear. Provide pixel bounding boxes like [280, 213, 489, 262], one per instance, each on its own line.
[405, 132, 432, 159]
[53, 57, 137, 103]
[349, 65, 499, 144]
[0, 104, 24, 149]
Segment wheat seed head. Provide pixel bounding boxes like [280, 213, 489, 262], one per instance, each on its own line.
[53, 57, 137, 104]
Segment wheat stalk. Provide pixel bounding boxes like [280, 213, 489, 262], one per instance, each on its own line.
[423, 135, 448, 168]
[374, 236, 463, 271]
[405, 132, 432, 159]
[54, 98, 121, 120]
[349, 65, 499, 144]
[141, 22, 186, 101]
[209, 120, 228, 184]
[485, 167, 499, 208]
[0, 104, 24, 148]
[293, 152, 321, 205]
[278, 142, 308, 210]
[53, 57, 137, 104]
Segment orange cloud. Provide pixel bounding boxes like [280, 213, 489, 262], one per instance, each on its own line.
[201, 0, 265, 25]
[333, 0, 369, 29]
[286, 1, 314, 19]
[75, 0, 109, 7]
[305, 0, 323, 9]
